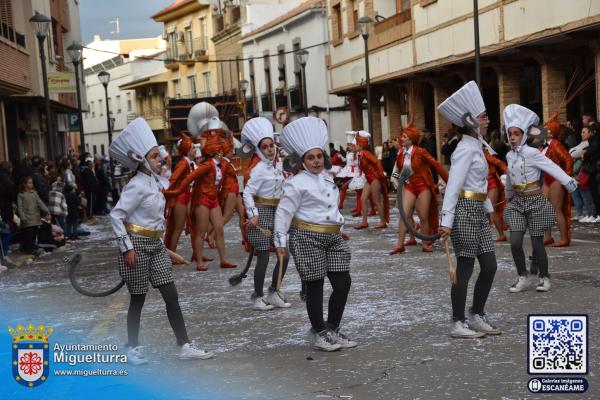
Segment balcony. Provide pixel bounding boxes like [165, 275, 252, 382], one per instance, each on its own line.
[288, 86, 303, 112]
[370, 9, 412, 49]
[261, 93, 272, 112]
[192, 37, 208, 61]
[164, 47, 179, 69]
[274, 89, 287, 108]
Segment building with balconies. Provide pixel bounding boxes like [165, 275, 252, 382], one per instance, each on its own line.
[2, 0, 83, 162]
[241, 0, 351, 143]
[327, 0, 600, 157]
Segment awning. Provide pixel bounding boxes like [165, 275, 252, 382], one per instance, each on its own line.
[7, 95, 79, 113]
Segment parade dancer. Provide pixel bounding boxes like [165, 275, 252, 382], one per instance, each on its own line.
[390, 123, 448, 255]
[502, 105, 577, 293]
[438, 81, 501, 339]
[541, 113, 574, 247]
[484, 147, 508, 242]
[354, 131, 389, 229]
[275, 117, 356, 352]
[165, 118, 237, 271]
[241, 117, 291, 311]
[109, 118, 214, 364]
[164, 135, 194, 258]
[219, 136, 246, 244]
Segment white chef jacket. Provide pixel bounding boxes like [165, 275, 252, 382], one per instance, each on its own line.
[441, 134, 493, 228]
[505, 144, 577, 199]
[110, 171, 166, 253]
[243, 159, 284, 218]
[274, 170, 344, 248]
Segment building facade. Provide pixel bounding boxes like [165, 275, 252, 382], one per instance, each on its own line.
[326, 0, 600, 156]
[82, 37, 166, 156]
[241, 0, 351, 143]
[1, 0, 83, 163]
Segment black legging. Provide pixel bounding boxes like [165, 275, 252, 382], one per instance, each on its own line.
[253, 251, 289, 297]
[127, 282, 189, 348]
[510, 231, 548, 278]
[450, 252, 497, 322]
[305, 271, 351, 332]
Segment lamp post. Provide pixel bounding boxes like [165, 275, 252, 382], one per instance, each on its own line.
[295, 49, 309, 117]
[357, 16, 374, 144]
[240, 79, 249, 121]
[473, 0, 481, 87]
[30, 11, 55, 160]
[97, 71, 112, 145]
[67, 41, 86, 155]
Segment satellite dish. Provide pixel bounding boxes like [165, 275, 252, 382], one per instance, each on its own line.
[350, 65, 365, 85]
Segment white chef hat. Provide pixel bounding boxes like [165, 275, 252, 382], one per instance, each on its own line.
[280, 117, 328, 157]
[207, 116, 222, 131]
[158, 145, 169, 160]
[345, 131, 356, 144]
[438, 81, 485, 127]
[242, 117, 274, 148]
[109, 118, 157, 170]
[187, 102, 219, 136]
[503, 104, 541, 149]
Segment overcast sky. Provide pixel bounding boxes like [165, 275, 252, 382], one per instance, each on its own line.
[79, 0, 174, 44]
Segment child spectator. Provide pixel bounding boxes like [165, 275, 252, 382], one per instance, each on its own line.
[17, 176, 49, 254]
[49, 177, 67, 231]
[64, 185, 80, 240]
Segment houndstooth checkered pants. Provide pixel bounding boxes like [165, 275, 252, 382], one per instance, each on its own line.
[247, 206, 275, 251]
[450, 198, 495, 258]
[288, 227, 351, 282]
[118, 234, 174, 294]
[504, 193, 556, 237]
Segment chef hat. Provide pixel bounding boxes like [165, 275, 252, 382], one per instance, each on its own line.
[438, 81, 486, 128]
[280, 117, 328, 157]
[109, 118, 157, 170]
[207, 117, 222, 131]
[158, 145, 169, 160]
[177, 134, 192, 155]
[503, 104, 541, 148]
[355, 130, 371, 148]
[345, 131, 356, 144]
[241, 117, 274, 148]
[187, 102, 219, 136]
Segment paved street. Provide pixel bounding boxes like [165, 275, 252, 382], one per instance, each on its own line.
[1, 196, 599, 399]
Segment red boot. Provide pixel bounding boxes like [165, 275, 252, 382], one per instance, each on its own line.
[339, 187, 347, 209]
[389, 246, 406, 255]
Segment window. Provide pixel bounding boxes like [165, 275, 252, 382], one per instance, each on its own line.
[185, 27, 193, 54]
[116, 95, 121, 113]
[331, 3, 343, 42]
[169, 32, 178, 58]
[0, 0, 25, 47]
[199, 17, 207, 49]
[93, 145, 97, 155]
[91, 101, 95, 117]
[188, 75, 197, 97]
[202, 72, 211, 96]
[101, 144, 105, 155]
[99, 99, 103, 116]
[173, 79, 181, 98]
[348, 0, 359, 33]
[263, 52, 272, 111]
[277, 46, 286, 88]
[126, 93, 132, 111]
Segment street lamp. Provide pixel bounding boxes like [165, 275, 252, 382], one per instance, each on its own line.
[357, 16, 374, 145]
[240, 79, 249, 120]
[97, 70, 112, 145]
[295, 49, 309, 117]
[67, 41, 86, 155]
[30, 11, 55, 160]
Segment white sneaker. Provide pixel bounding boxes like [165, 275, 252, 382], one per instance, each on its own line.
[266, 290, 291, 308]
[332, 328, 358, 348]
[571, 215, 582, 221]
[594, 216, 600, 223]
[178, 342, 214, 360]
[449, 321, 486, 339]
[0, 264, 7, 273]
[252, 296, 274, 311]
[468, 313, 502, 335]
[536, 277, 552, 292]
[580, 216, 591, 222]
[126, 346, 148, 365]
[309, 329, 342, 351]
[509, 275, 531, 293]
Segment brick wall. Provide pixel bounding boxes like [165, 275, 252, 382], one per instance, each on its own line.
[349, 95, 363, 130]
[0, 41, 30, 94]
[371, 94, 382, 145]
[384, 86, 402, 139]
[541, 61, 567, 122]
[496, 66, 520, 125]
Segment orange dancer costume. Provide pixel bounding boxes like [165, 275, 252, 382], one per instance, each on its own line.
[541, 113, 573, 247]
[219, 137, 246, 248]
[484, 148, 508, 242]
[164, 135, 193, 258]
[165, 122, 237, 271]
[354, 131, 389, 229]
[390, 125, 448, 254]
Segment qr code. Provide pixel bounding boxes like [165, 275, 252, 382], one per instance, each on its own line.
[528, 315, 587, 374]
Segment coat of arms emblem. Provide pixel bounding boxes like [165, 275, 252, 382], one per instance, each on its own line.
[9, 324, 53, 388]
